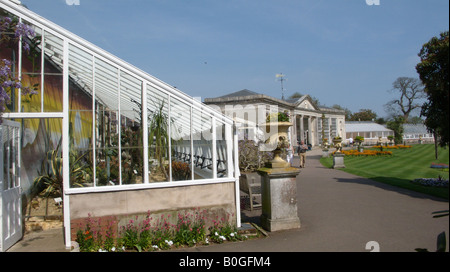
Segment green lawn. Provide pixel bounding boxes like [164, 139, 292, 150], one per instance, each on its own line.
[320, 144, 449, 199]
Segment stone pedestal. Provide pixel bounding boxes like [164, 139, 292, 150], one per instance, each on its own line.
[257, 167, 301, 232]
[333, 153, 345, 169]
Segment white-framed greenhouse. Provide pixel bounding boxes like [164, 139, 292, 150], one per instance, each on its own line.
[1, 0, 240, 250]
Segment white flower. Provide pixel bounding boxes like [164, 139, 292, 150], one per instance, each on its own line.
[152, 245, 159, 249]
[111, 247, 116, 252]
[230, 233, 235, 237]
[165, 240, 173, 246]
[205, 238, 209, 244]
[219, 235, 226, 241]
[215, 232, 219, 236]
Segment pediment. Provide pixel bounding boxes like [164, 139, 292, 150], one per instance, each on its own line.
[298, 99, 315, 110]
[294, 95, 319, 111]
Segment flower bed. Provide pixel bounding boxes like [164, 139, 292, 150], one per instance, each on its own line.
[332, 149, 392, 156]
[372, 145, 412, 149]
[75, 209, 248, 252]
[411, 178, 449, 188]
[430, 163, 449, 169]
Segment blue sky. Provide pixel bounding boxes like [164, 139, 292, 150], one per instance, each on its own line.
[19, 0, 449, 117]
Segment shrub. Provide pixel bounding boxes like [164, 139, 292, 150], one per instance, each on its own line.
[238, 140, 273, 172]
[266, 111, 290, 122]
[170, 161, 191, 180]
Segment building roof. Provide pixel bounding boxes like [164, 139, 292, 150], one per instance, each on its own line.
[205, 89, 345, 115]
[217, 89, 259, 98]
[403, 123, 431, 134]
[345, 121, 392, 133]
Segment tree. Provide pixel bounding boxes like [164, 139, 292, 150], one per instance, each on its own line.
[384, 77, 426, 122]
[416, 31, 449, 147]
[349, 109, 377, 121]
[386, 116, 405, 144]
[332, 104, 352, 120]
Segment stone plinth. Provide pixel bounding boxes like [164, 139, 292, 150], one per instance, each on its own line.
[333, 153, 345, 169]
[257, 167, 301, 232]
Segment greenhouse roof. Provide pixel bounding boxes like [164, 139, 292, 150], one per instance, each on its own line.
[345, 121, 392, 133]
[1, 0, 232, 125]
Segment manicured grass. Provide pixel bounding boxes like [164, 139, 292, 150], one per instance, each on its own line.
[320, 144, 449, 199]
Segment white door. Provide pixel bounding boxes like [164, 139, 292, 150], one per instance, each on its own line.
[0, 120, 22, 252]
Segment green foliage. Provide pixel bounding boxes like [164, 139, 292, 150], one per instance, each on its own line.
[32, 142, 63, 197]
[149, 101, 170, 179]
[354, 136, 364, 144]
[32, 137, 92, 197]
[266, 111, 290, 122]
[416, 31, 449, 147]
[348, 109, 378, 122]
[386, 116, 405, 144]
[238, 140, 273, 172]
[208, 215, 246, 244]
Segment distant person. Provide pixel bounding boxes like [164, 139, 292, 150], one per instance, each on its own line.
[297, 140, 308, 168]
[286, 144, 294, 166]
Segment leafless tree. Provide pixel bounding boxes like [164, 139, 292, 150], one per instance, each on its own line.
[384, 77, 426, 122]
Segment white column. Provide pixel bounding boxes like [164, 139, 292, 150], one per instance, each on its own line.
[212, 118, 217, 179]
[307, 116, 312, 145]
[231, 122, 241, 228]
[62, 39, 71, 249]
[300, 115, 304, 142]
[142, 82, 149, 184]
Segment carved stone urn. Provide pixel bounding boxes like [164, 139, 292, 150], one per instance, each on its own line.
[260, 121, 292, 168]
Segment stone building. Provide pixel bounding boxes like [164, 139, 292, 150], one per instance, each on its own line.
[204, 89, 346, 148]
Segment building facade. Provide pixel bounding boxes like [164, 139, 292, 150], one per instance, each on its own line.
[204, 89, 346, 148]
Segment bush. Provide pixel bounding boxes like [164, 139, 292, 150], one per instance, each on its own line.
[169, 161, 191, 181]
[238, 140, 273, 172]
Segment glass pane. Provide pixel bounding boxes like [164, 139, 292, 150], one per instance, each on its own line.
[43, 32, 63, 112]
[20, 118, 63, 192]
[95, 106, 119, 186]
[120, 71, 143, 184]
[147, 84, 169, 182]
[94, 58, 119, 186]
[192, 109, 213, 180]
[216, 121, 228, 178]
[20, 20, 42, 112]
[68, 109, 93, 187]
[69, 44, 93, 110]
[94, 58, 119, 110]
[170, 97, 191, 181]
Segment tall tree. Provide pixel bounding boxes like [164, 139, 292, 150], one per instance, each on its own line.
[386, 116, 405, 145]
[416, 31, 449, 147]
[349, 109, 377, 121]
[384, 77, 426, 122]
[332, 104, 352, 120]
